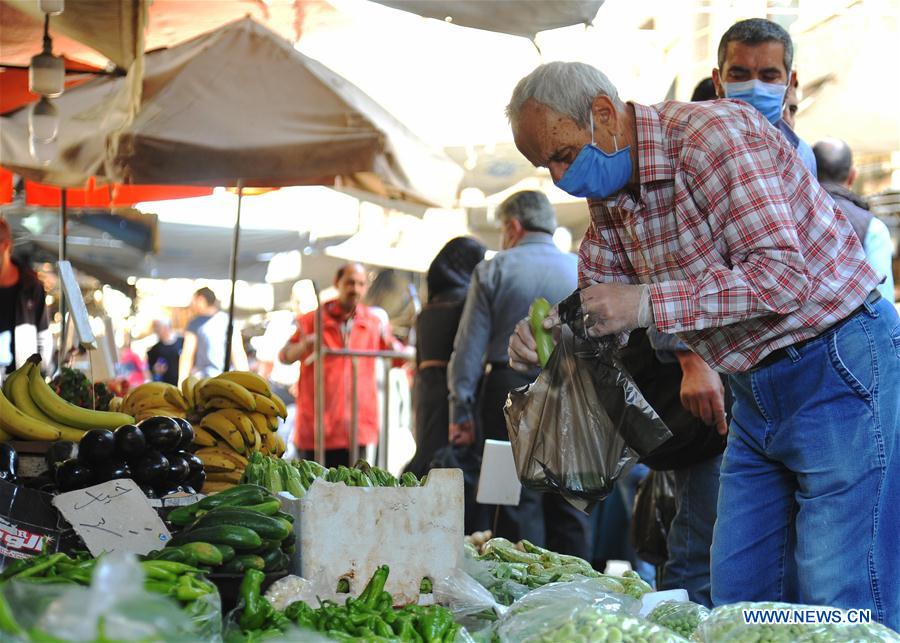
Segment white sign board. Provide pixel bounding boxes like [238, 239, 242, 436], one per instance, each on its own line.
[52, 479, 171, 556]
[477, 439, 522, 506]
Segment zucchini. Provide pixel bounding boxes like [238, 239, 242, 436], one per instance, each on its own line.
[239, 499, 282, 516]
[170, 525, 262, 551]
[213, 544, 236, 563]
[153, 548, 187, 563]
[220, 558, 245, 574]
[178, 542, 224, 566]
[261, 548, 287, 573]
[236, 554, 265, 571]
[194, 508, 292, 541]
[167, 505, 201, 527]
[253, 539, 282, 554]
[274, 511, 294, 524]
[196, 484, 272, 511]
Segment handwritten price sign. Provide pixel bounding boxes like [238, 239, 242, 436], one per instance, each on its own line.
[52, 479, 171, 556]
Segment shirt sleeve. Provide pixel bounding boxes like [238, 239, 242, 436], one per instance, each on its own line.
[646, 327, 691, 363]
[649, 123, 811, 333]
[864, 216, 895, 302]
[447, 264, 492, 425]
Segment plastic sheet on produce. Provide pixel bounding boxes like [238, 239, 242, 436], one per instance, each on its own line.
[505, 322, 672, 510]
[0, 553, 222, 642]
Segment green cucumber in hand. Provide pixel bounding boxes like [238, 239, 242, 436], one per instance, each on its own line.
[529, 298, 555, 367]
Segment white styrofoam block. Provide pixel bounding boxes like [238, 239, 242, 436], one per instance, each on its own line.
[639, 589, 690, 617]
[299, 468, 463, 606]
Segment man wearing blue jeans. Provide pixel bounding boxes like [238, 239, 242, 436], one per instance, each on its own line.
[506, 60, 899, 628]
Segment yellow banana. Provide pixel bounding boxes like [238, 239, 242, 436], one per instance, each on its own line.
[195, 446, 248, 468]
[251, 427, 263, 452]
[195, 451, 237, 473]
[108, 396, 124, 413]
[192, 426, 218, 447]
[214, 408, 255, 447]
[0, 426, 12, 442]
[126, 393, 172, 415]
[270, 394, 287, 419]
[198, 379, 255, 411]
[0, 387, 61, 441]
[202, 480, 237, 493]
[200, 412, 246, 453]
[261, 427, 278, 454]
[252, 393, 280, 417]
[215, 371, 272, 397]
[267, 415, 280, 431]
[201, 396, 244, 412]
[181, 375, 200, 408]
[8, 362, 72, 432]
[163, 387, 190, 412]
[29, 368, 134, 430]
[274, 435, 286, 458]
[206, 470, 243, 484]
[247, 412, 269, 434]
[2, 363, 27, 399]
[124, 382, 176, 413]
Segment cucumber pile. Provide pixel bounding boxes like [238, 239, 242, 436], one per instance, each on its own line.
[159, 484, 295, 574]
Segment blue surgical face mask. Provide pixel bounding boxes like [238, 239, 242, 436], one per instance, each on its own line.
[723, 79, 787, 124]
[555, 112, 632, 199]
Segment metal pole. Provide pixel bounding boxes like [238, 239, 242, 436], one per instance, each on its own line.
[57, 188, 68, 369]
[224, 182, 243, 372]
[378, 359, 391, 470]
[314, 288, 325, 465]
[350, 355, 359, 462]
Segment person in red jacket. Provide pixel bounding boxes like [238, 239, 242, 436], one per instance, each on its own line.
[279, 263, 407, 466]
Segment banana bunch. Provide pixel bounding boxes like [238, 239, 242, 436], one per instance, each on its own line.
[0, 356, 135, 442]
[188, 371, 287, 490]
[121, 381, 191, 423]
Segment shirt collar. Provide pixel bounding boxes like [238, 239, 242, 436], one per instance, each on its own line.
[517, 231, 555, 246]
[774, 118, 800, 147]
[631, 102, 675, 184]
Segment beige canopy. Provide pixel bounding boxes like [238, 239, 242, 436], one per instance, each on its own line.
[370, 0, 604, 40]
[1, 17, 462, 207]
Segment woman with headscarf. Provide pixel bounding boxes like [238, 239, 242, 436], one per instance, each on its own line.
[404, 237, 486, 476]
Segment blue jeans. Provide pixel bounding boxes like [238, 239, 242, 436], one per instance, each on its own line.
[661, 454, 722, 607]
[711, 297, 900, 630]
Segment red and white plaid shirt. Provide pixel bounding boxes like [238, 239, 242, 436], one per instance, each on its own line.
[580, 100, 879, 373]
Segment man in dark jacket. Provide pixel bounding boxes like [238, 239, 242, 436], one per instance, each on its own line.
[0, 217, 51, 379]
[813, 138, 894, 301]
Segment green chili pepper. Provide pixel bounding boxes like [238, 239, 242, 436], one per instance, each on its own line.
[529, 297, 555, 367]
[0, 592, 23, 635]
[238, 569, 266, 630]
[12, 553, 67, 579]
[358, 565, 389, 610]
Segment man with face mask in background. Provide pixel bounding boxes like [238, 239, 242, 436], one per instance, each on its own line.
[448, 190, 591, 558]
[712, 18, 817, 175]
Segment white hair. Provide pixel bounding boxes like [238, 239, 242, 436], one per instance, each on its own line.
[506, 61, 624, 129]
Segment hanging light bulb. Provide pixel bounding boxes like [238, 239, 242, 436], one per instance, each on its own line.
[29, 15, 64, 97]
[38, 0, 65, 15]
[29, 97, 59, 141]
[29, 135, 58, 165]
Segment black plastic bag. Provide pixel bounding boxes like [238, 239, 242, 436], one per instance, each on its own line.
[631, 469, 678, 566]
[504, 325, 672, 508]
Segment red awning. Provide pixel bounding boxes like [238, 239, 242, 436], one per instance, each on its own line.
[23, 178, 213, 207]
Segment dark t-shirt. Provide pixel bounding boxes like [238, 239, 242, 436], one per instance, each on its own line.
[147, 337, 184, 386]
[0, 282, 21, 371]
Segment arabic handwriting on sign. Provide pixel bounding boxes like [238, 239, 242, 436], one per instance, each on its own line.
[72, 485, 131, 511]
[79, 517, 122, 538]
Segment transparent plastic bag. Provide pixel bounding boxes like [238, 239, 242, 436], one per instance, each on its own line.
[0, 552, 220, 642]
[645, 600, 709, 638]
[695, 601, 900, 642]
[462, 554, 531, 607]
[631, 469, 678, 566]
[505, 324, 672, 508]
[495, 578, 685, 643]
